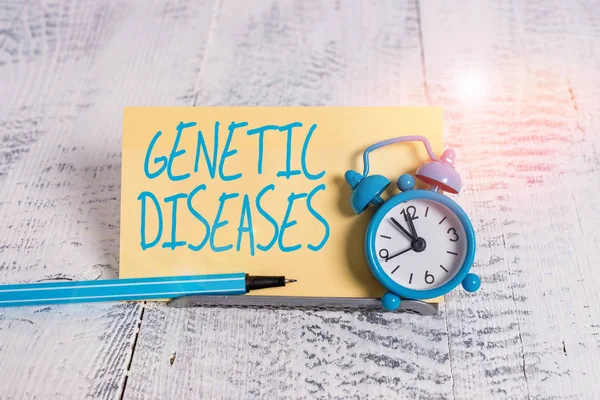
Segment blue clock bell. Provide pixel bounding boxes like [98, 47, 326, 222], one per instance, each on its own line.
[345, 136, 480, 311]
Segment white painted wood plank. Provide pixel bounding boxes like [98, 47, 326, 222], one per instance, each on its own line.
[0, 0, 218, 398]
[420, 0, 600, 398]
[190, 0, 428, 107]
[123, 1, 456, 399]
[129, 304, 452, 399]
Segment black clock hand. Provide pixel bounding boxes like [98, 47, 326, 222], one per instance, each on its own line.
[389, 217, 415, 241]
[383, 246, 412, 262]
[406, 212, 418, 239]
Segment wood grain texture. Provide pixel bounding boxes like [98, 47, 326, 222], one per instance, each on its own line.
[0, 0, 219, 398]
[421, 1, 600, 398]
[128, 304, 453, 399]
[1, 0, 600, 399]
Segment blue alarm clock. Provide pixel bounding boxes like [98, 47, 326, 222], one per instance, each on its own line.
[345, 136, 480, 311]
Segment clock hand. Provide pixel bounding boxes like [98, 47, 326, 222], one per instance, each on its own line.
[384, 246, 413, 262]
[406, 212, 418, 239]
[389, 217, 415, 241]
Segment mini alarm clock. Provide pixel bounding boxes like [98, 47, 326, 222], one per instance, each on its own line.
[345, 136, 480, 311]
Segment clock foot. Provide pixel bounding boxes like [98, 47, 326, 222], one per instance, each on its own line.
[382, 292, 401, 311]
[462, 273, 481, 292]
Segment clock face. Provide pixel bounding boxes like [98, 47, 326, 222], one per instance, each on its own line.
[372, 198, 467, 291]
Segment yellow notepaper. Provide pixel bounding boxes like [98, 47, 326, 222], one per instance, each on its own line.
[120, 107, 443, 301]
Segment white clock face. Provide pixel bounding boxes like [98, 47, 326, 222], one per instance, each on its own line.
[373, 198, 467, 291]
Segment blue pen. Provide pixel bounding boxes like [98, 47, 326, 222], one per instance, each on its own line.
[0, 273, 297, 308]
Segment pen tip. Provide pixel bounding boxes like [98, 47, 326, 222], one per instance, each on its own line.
[285, 279, 297, 284]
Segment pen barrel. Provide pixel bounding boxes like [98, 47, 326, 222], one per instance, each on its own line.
[245, 275, 286, 292]
[0, 273, 247, 307]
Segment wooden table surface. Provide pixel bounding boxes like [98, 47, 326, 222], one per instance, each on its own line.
[2, 0, 600, 399]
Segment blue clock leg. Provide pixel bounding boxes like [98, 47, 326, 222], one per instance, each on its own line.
[462, 273, 481, 292]
[382, 292, 401, 311]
